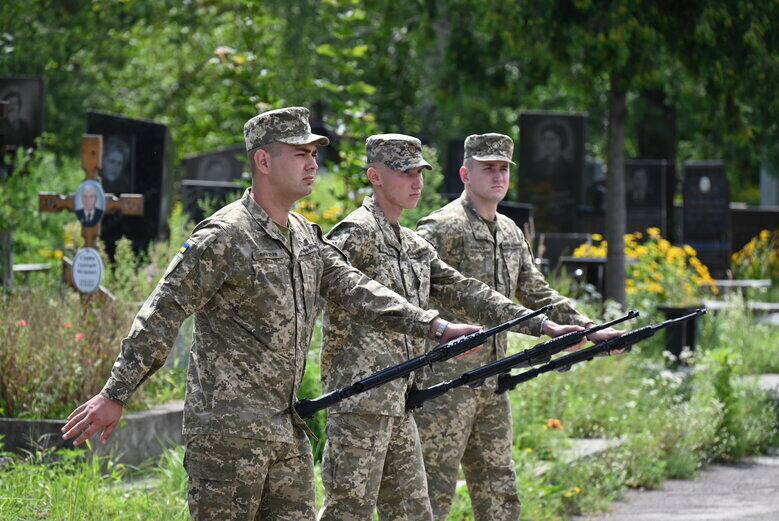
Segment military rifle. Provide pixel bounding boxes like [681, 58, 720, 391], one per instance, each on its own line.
[294, 305, 553, 419]
[495, 308, 706, 394]
[405, 311, 638, 411]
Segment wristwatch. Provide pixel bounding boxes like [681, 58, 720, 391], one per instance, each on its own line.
[433, 320, 449, 342]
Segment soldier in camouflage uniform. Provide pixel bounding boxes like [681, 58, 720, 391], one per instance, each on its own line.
[414, 133, 624, 521]
[61, 108, 479, 521]
[319, 134, 585, 521]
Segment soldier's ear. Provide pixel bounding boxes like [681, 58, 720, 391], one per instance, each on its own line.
[459, 165, 470, 185]
[252, 148, 272, 175]
[366, 166, 381, 186]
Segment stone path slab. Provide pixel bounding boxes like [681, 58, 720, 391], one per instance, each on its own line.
[571, 449, 779, 521]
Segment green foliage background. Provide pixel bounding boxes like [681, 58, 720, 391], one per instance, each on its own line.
[1, 0, 776, 202]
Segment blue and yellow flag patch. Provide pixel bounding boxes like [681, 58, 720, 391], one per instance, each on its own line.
[179, 242, 190, 254]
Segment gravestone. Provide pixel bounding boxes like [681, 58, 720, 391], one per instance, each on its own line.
[443, 137, 466, 198]
[498, 200, 533, 234]
[760, 156, 779, 206]
[181, 180, 244, 223]
[729, 204, 779, 253]
[534, 232, 591, 268]
[0, 76, 45, 148]
[86, 110, 173, 256]
[579, 157, 606, 233]
[518, 111, 586, 233]
[625, 159, 668, 234]
[182, 145, 246, 222]
[682, 161, 731, 278]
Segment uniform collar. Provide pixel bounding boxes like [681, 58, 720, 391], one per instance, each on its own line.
[242, 188, 293, 253]
[458, 191, 497, 244]
[363, 195, 405, 252]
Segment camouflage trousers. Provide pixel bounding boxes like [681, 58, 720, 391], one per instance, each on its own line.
[319, 412, 434, 521]
[184, 432, 316, 521]
[415, 387, 520, 521]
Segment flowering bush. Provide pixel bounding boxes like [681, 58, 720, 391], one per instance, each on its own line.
[573, 228, 717, 306]
[731, 229, 779, 280]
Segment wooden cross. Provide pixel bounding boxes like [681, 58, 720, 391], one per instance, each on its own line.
[39, 134, 144, 249]
[38, 134, 144, 297]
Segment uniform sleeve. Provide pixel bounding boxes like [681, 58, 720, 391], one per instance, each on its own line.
[317, 227, 438, 339]
[425, 241, 545, 336]
[513, 230, 592, 328]
[100, 225, 231, 405]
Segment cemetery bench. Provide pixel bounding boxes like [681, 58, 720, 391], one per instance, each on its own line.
[703, 299, 779, 314]
[712, 279, 771, 297]
[12, 263, 51, 284]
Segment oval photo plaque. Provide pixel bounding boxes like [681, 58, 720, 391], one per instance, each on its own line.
[72, 247, 104, 293]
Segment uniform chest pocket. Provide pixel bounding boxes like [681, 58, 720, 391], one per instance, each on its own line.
[500, 242, 524, 288]
[298, 249, 323, 318]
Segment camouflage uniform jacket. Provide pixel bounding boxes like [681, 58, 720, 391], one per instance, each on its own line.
[416, 191, 591, 389]
[322, 195, 544, 417]
[100, 189, 438, 442]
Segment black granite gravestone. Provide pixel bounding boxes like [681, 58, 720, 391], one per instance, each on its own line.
[682, 161, 730, 278]
[443, 137, 466, 197]
[579, 157, 606, 234]
[534, 232, 591, 268]
[87, 110, 173, 256]
[625, 159, 668, 234]
[729, 204, 779, 253]
[184, 144, 246, 182]
[0, 76, 45, 148]
[518, 111, 586, 233]
[181, 145, 246, 222]
[498, 201, 533, 234]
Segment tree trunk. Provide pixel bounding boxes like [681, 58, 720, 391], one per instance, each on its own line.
[605, 80, 626, 308]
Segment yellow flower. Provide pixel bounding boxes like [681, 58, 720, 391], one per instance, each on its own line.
[591, 233, 603, 241]
[647, 227, 661, 237]
[760, 230, 770, 241]
[524, 447, 533, 453]
[53, 250, 64, 259]
[573, 486, 582, 493]
[38, 248, 52, 258]
[683, 244, 697, 256]
[564, 491, 574, 498]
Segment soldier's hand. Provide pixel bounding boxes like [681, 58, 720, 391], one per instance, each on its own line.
[435, 322, 484, 359]
[62, 394, 123, 446]
[541, 320, 586, 352]
[587, 326, 628, 354]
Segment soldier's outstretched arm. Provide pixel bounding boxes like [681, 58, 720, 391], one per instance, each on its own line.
[513, 230, 592, 327]
[426, 243, 547, 337]
[62, 225, 231, 445]
[317, 226, 476, 340]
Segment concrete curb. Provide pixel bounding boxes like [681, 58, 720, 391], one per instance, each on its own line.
[0, 400, 184, 467]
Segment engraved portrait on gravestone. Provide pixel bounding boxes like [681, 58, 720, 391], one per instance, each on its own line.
[74, 180, 106, 227]
[197, 154, 232, 182]
[533, 119, 575, 190]
[101, 135, 134, 193]
[0, 76, 45, 148]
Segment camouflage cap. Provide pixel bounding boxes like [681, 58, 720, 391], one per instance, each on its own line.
[464, 133, 516, 165]
[366, 133, 432, 171]
[243, 106, 329, 151]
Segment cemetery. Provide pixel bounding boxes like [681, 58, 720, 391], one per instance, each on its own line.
[1, 2, 777, 520]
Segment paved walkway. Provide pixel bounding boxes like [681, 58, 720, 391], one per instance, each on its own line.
[572, 448, 779, 521]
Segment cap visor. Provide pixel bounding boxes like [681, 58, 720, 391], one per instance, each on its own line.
[388, 159, 433, 171]
[471, 154, 516, 165]
[279, 133, 330, 146]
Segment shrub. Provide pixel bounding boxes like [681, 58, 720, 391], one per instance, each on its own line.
[731, 229, 779, 281]
[573, 228, 718, 308]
